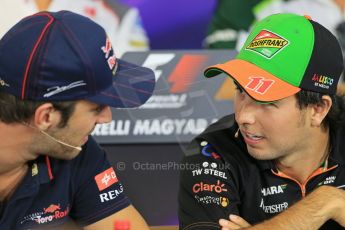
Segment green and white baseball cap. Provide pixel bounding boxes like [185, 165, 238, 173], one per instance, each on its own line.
[204, 13, 344, 102]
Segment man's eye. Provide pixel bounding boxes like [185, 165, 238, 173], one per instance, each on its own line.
[94, 105, 106, 113]
[235, 84, 244, 93]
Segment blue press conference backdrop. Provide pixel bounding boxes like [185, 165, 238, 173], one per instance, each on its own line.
[121, 0, 217, 49]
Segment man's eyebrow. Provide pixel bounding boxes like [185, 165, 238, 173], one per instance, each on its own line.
[233, 80, 243, 89]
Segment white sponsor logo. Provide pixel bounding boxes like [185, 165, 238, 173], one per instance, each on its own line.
[321, 176, 336, 185]
[260, 198, 288, 214]
[20, 212, 44, 224]
[0, 78, 9, 87]
[261, 184, 287, 197]
[101, 173, 111, 186]
[194, 195, 229, 207]
[20, 205, 70, 225]
[99, 185, 124, 203]
[43, 81, 86, 97]
[192, 162, 227, 179]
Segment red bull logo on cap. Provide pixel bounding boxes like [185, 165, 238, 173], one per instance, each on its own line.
[101, 37, 117, 74]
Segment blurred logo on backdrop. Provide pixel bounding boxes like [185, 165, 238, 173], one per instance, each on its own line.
[92, 50, 237, 144]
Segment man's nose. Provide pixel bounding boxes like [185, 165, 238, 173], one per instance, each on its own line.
[96, 106, 112, 124]
[235, 94, 258, 126]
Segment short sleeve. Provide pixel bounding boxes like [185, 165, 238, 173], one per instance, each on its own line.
[69, 137, 130, 226]
[178, 140, 241, 230]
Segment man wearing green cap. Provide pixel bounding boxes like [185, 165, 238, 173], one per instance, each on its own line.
[178, 13, 345, 229]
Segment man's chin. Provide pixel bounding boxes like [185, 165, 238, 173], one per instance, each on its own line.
[248, 149, 275, 161]
[50, 149, 82, 160]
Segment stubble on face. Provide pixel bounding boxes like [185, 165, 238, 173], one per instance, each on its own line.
[29, 126, 82, 160]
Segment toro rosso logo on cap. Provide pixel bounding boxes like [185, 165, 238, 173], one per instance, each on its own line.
[246, 30, 288, 59]
[101, 37, 118, 74]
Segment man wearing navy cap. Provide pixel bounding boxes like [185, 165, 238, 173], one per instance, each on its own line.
[0, 11, 155, 229]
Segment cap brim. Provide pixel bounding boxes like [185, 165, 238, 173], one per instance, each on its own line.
[204, 59, 300, 102]
[87, 59, 156, 108]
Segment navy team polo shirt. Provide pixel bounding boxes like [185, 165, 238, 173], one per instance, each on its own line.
[0, 137, 130, 229]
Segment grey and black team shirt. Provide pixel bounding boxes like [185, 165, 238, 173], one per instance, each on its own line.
[0, 137, 130, 230]
[179, 114, 345, 230]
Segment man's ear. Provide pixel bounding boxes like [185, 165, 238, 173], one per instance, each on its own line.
[310, 95, 332, 127]
[33, 103, 61, 130]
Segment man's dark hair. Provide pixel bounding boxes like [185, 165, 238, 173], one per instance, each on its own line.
[0, 92, 76, 128]
[296, 90, 345, 130]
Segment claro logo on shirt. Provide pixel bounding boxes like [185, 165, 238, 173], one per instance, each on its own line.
[94, 167, 118, 191]
[192, 180, 227, 194]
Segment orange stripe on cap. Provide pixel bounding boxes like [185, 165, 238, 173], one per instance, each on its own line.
[304, 15, 312, 20]
[205, 59, 300, 102]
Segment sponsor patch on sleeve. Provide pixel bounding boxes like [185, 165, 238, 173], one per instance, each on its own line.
[94, 167, 118, 191]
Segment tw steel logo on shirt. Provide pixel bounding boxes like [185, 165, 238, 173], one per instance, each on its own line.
[192, 161, 227, 179]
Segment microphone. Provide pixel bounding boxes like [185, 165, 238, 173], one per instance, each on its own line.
[234, 128, 240, 138]
[23, 122, 82, 151]
[40, 129, 82, 151]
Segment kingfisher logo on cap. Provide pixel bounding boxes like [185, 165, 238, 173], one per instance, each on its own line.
[246, 30, 288, 59]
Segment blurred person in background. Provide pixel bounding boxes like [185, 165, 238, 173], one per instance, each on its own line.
[205, 0, 264, 50]
[206, 0, 345, 51]
[0, 0, 149, 57]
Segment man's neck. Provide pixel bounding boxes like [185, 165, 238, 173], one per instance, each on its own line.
[0, 164, 29, 201]
[275, 128, 330, 184]
[0, 122, 37, 200]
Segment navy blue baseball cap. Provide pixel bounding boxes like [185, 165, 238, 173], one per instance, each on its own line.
[0, 11, 155, 108]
